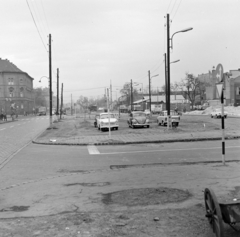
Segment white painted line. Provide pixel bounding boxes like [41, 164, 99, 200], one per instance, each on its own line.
[87, 145, 100, 154]
[97, 145, 240, 155]
[17, 124, 21, 125]
[10, 126, 14, 128]
[0, 128, 6, 131]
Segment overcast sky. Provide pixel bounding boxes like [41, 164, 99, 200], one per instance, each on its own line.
[1, 0, 240, 102]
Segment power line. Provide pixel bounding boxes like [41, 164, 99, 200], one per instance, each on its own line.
[170, 0, 178, 15]
[166, 0, 173, 13]
[26, 0, 47, 52]
[172, 0, 183, 20]
[64, 87, 106, 92]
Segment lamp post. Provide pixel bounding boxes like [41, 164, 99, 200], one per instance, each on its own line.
[166, 13, 193, 118]
[148, 71, 159, 112]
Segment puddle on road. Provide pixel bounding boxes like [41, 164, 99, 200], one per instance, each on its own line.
[64, 182, 110, 187]
[102, 187, 191, 206]
[0, 206, 29, 212]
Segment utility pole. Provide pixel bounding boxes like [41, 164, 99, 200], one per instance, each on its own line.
[130, 79, 133, 111]
[49, 34, 52, 127]
[57, 68, 59, 121]
[148, 70, 151, 111]
[71, 94, 73, 115]
[167, 13, 170, 116]
[164, 53, 168, 109]
[60, 83, 63, 120]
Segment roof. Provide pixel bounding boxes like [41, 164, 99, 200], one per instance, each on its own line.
[0, 58, 23, 72]
[0, 58, 34, 80]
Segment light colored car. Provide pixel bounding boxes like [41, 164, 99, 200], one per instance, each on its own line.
[127, 111, 150, 128]
[97, 113, 119, 131]
[157, 110, 180, 127]
[210, 109, 228, 118]
[144, 109, 151, 116]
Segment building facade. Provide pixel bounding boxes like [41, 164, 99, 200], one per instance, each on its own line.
[198, 68, 240, 106]
[0, 58, 34, 115]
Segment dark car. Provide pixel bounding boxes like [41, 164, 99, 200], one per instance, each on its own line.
[127, 111, 150, 128]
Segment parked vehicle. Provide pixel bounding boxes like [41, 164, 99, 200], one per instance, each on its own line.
[157, 110, 180, 127]
[127, 111, 150, 129]
[94, 114, 100, 127]
[144, 109, 151, 116]
[210, 109, 228, 118]
[37, 107, 47, 116]
[97, 113, 119, 131]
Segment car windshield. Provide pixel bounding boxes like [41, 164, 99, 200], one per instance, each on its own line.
[100, 114, 115, 119]
[132, 112, 145, 117]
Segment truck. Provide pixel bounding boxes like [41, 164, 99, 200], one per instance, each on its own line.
[37, 107, 47, 116]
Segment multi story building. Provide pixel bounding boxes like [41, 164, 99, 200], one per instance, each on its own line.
[0, 58, 34, 115]
[198, 67, 240, 106]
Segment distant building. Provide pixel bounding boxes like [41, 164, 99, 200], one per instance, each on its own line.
[198, 67, 240, 105]
[0, 58, 34, 115]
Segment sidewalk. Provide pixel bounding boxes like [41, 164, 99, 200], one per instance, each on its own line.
[33, 128, 240, 146]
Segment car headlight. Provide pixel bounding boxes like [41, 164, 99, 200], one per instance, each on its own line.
[132, 119, 137, 124]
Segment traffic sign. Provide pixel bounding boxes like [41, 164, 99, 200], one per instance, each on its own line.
[216, 83, 223, 98]
[216, 64, 224, 83]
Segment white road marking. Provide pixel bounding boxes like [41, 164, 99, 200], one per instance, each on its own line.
[17, 124, 21, 125]
[10, 126, 14, 128]
[0, 128, 6, 131]
[96, 145, 240, 155]
[87, 145, 100, 154]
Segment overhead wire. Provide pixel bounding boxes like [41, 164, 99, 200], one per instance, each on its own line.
[25, 0, 48, 52]
[172, 0, 183, 20]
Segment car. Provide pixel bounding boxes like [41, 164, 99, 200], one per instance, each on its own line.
[97, 113, 119, 131]
[144, 109, 151, 116]
[94, 114, 100, 127]
[127, 111, 150, 128]
[157, 110, 180, 127]
[210, 109, 228, 118]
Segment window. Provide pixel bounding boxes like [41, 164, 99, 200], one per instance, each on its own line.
[20, 78, 23, 84]
[236, 87, 240, 95]
[9, 87, 14, 97]
[20, 87, 24, 97]
[8, 78, 14, 85]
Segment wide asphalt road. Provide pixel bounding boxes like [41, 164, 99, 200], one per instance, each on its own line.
[0, 139, 239, 189]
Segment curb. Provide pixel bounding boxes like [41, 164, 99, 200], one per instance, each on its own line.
[32, 135, 240, 146]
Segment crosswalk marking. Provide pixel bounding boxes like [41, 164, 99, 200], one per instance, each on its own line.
[87, 145, 100, 154]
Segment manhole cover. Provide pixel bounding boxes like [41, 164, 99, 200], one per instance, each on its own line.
[102, 187, 190, 206]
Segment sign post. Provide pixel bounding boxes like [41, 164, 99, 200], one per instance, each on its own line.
[107, 88, 111, 139]
[215, 64, 225, 165]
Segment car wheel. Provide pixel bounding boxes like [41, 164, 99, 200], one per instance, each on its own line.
[224, 115, 227, 118]
[98, 126, 100, 130]
[116, 127, 118, 130]
[132, 125, 135, 129]
[158, 122, 161, 126]
[211, 115, 213, 118]
[101, 128, 104, 131]
[147, 125, 150, 128]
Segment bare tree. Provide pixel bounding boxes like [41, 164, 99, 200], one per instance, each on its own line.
[178, 73, 201, 109]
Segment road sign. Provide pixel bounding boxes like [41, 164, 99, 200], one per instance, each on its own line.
[216, 64, 224, 83]
[216, 83, 223, 98]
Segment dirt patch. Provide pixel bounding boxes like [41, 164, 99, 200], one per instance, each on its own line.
[0, 205, 239, 237]
[64, 182, 110, 187]
[102, 187, 191, 206]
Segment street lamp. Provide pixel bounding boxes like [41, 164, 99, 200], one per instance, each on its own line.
[167, 13, 193, 118]
[148, 72, 159, 112]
